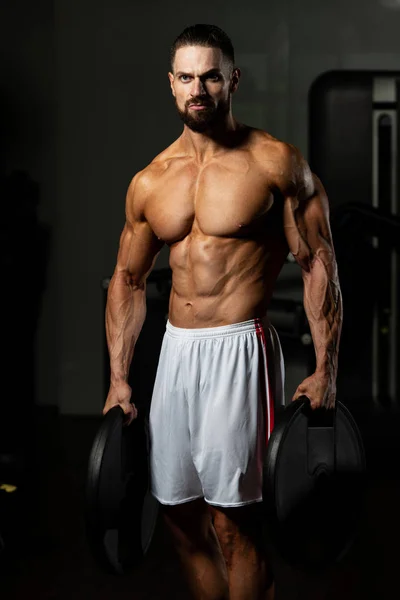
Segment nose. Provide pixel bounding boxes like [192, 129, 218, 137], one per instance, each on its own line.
[190, 77, 206, 99]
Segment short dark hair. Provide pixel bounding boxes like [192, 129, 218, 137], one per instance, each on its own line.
[170, 24, 235, 72]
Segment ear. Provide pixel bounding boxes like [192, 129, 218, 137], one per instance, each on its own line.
[168, 72, 176, 97]
[230, 67, 241, 93]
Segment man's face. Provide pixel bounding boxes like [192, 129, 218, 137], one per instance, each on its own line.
[168, 46, 239, 133]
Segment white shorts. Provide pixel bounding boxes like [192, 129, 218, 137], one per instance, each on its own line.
[149, 318, 285, 507]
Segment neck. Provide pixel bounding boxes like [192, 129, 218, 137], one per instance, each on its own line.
[180, 114, 242, 162]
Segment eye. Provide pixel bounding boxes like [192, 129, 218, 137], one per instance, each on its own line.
[207, 74, 221, 82]
[180, 75, 191, 82]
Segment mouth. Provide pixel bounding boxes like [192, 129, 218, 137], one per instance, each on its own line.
[189, 104, 210, 110]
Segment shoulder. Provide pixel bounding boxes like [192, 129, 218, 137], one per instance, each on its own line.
[125, 142, 183, 220]
[125, 169, 150, 222]
[277, 142, 314, 204]
[125, 164, 160, 223]
[269, 143, 330, 224]
[251, 131, 315, 200]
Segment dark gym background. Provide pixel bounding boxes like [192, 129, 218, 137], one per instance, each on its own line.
[1, 0, 399, 598]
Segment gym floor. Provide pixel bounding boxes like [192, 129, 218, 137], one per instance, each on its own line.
[1, 402, 399, 600]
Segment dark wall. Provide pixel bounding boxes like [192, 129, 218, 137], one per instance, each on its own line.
[2, 0, 400, 413]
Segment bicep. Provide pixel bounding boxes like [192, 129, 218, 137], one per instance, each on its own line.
[283, 174, 336, 272]
[114, 177, 164, 286]
[115, 221, 162, 284]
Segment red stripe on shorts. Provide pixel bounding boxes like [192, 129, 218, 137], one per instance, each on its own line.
[255, 318, 274, 444]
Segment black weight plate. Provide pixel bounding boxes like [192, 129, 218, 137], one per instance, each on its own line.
[263, 397, 366, 570]
[85, 406, 159, 575]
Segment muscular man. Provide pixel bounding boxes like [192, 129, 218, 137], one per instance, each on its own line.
[104, 24, 342, 600]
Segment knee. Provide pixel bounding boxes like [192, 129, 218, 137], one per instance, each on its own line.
[213, 503, 264, 538]
[162, 499, 212, 550]
[211, 503, 266, 557]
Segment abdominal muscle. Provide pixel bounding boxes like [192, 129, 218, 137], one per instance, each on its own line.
[167, 229, 288, 329]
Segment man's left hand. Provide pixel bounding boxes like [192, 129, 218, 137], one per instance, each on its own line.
[292, 372, 335, 410]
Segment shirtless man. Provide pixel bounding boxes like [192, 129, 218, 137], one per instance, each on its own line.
[103, 24, 342, 600]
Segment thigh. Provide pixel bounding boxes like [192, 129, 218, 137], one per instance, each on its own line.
[149, 335, 202, 504]
[191, 332, 266, 506]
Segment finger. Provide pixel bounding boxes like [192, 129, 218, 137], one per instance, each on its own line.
[122, 405, 138, 426]
[127, 402, 138, 418]
[293, 392, 313, 407]
[292, 388, 305, 402]
[309, 397, 323, 410]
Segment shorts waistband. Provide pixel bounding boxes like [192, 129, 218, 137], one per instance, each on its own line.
[166, 318, 264, 340]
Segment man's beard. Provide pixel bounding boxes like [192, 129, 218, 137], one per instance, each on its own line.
[175, 95, 231, 133]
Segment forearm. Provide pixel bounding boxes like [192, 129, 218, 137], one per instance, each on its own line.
[105, 269, 146, 385]
[302, 252, 343, 383]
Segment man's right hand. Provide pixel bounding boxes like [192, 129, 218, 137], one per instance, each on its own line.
[103, 381, 138, 426]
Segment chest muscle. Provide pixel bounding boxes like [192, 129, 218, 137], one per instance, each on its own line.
[144, 160, 274, 244]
